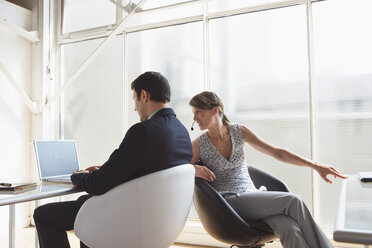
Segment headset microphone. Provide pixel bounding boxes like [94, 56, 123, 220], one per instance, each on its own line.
[191, 121, 195, 131]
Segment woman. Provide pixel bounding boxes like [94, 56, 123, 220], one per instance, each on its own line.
[189, 91, 347, 248]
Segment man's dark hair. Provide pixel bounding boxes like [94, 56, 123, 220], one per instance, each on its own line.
[131, 71, 171, 103]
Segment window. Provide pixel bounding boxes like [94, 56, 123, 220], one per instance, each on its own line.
[61, 36, 124, 168]
[210, 5, 313, 209]
[127, 22, 204, 217]
[208, 0, 288, 13]
[313, 0, 372, 228]
[127, 1, 201, 27]
[62, 0, 117, 33]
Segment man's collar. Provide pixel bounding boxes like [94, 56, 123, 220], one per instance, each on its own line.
[147, 107, 175, 120]
[148, 107, 166, 120]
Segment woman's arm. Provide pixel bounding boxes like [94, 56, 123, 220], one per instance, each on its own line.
[191, 140, 201, 164]
[240, 125, 347, 183]
[191, 140, 216, 182]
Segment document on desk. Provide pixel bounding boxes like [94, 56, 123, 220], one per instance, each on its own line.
[0, 179, 37, 192]
[0, 183, 37, 192]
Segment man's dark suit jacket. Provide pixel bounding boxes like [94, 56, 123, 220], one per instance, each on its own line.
[71, 108, 192, 195]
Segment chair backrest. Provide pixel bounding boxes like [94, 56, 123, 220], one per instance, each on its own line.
[74, 164, 195, 248]
[248, 166, 290, 193]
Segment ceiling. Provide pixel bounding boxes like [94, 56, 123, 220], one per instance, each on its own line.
[6, 0, 34, 10]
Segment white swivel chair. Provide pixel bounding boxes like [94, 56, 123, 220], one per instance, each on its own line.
[74, 164, 195, 248]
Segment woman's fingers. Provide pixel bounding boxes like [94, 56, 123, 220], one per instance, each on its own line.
[205, 167, 216, 181]
[326, 166, 347, 180]
[323, 175, 332, 184]
[195, 165, 216, 182]
[202, 167, 215, 181]
[319, 165, 348, 184]
[331, 167, 348, 179]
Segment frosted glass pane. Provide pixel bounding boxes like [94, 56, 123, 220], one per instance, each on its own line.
[127, 1, 201, 27]
[313, 0, 372, 228]
[210, 5, 313, 209]
[63, 0, 116, 33]
[209, 0, 286, 13]
[127, 22, 204, 217]
[61, 36, 123, 169]
[313, 0, 372, 77]
[142, 0, 194, 9]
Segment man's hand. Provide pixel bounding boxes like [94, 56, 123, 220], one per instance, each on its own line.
[73, 170, 88, 174]
[194, 164, 216, 182]
[74, 165, 101, 174]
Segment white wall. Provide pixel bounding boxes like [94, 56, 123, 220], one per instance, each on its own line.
[0, 0, 33, 233]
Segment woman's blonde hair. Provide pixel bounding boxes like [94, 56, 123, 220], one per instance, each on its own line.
[189, 91, 233, 126]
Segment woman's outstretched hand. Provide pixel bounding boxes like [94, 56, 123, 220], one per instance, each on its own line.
[193, 164, 216, 182]
[314, 163, 348, 183]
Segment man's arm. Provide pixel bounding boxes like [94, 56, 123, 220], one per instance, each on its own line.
[71, 124, 149, 195]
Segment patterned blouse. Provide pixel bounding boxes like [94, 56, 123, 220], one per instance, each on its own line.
[197, 124, 258, 193]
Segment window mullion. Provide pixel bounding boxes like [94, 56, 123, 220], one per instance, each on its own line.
[306, 0, 319, 219]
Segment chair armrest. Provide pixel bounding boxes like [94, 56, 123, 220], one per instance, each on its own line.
[194, 178, 251, 227]
[248, 166, 290, 192]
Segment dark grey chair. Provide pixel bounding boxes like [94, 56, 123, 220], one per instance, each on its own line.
[194, 165, 290, 248]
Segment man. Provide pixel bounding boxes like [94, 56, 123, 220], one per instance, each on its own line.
[33, 71, 193, 248]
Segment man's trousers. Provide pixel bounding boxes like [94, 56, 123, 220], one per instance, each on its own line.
[33, 194, 92, 248]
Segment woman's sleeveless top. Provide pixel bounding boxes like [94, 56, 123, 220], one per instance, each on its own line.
[197, 124, 258, 193]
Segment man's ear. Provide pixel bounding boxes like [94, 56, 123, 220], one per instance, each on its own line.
[141, 90, 150, 103]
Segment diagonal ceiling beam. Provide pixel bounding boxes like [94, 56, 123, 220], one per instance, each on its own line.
[0, 61, 40, 114]
[108, 0, 143, 13]
[0, 18, 39, 43]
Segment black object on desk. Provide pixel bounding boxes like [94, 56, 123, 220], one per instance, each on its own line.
[359, 172, 372, 182]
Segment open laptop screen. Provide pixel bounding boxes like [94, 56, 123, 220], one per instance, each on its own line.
[34, 140, 80, 179]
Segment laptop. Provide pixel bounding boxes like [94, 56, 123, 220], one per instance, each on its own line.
[34, 140, 80, 183]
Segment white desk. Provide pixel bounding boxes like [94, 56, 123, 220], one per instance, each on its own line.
[0, 183, 82, 248]
[334, 175, 372, 247]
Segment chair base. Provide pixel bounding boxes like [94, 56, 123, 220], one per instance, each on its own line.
[237, 246, 264, 248]
[230, 245, 264, 248]
[238, 245, 265, 248]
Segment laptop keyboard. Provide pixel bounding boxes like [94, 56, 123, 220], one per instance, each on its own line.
[57, 176, 71, 180]
[44, 175, 72, 183]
